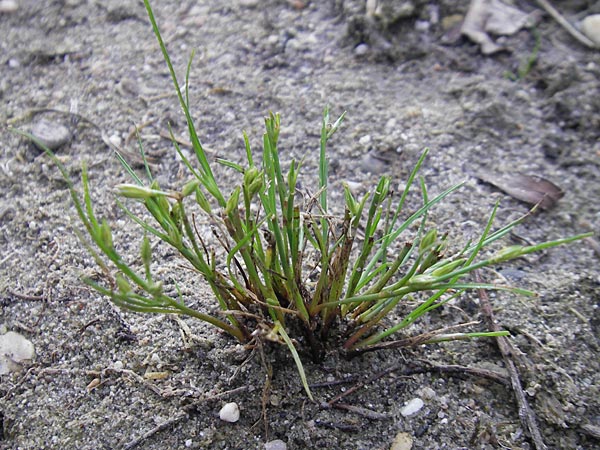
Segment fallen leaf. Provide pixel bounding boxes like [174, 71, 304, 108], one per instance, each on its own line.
[462, 0, 540, 54]
[477, 172, 564, 209]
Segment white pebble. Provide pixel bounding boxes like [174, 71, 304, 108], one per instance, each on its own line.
[354, 43, 370, 56]
[113, 360, 124, 370]
[359, 134, 372, 146]
[415, 20, 430, 32]
[581, 14, 600, 46]
[31, 119, 71, 150]
[344, 180, 362, 193]
[418, 386, 436, 400]
[0, 331, 35, 374]
[108, 133, 122, 148]
[219, 402, 240, 422]
[0, 0, 19, 13]
[265, 439, 287, 450]
[238, 0, 259, 8]
[400, 397, 424, 417]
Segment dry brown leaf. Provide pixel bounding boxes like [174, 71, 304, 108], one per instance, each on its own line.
[462, 0, 540, 54]
[477, 172, 564, 209]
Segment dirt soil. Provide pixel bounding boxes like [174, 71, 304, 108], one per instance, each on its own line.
[1, 1, 599, 449]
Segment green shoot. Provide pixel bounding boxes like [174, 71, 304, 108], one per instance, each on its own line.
[11, 0, 593, 400]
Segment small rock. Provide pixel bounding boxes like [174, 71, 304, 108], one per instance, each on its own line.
[358, 135, 372, 146]
[108, 133, 122, 148]
[238, 0, 259, 8]
[344, 180, 363, 194]
[441, 14, 464, 31]
[400, 397, 424, 417]
[581, 14, 600, 46]
[86, 377, 101, 391]
[31, 120, 71, 151]
[390, 431, 413, 450]
[265, 439, 287, 450]
[417, 386, 436, 401]
[368, 1, 416, 24]
[0, 331, 35, 375]
[360, 150, 393, 174]
[354, 43, 370, 56]
[0, 0, 18, 13]
[219, 402, 240, 422]
[113, 360, 124, 370]
[414, 20, 430, 32]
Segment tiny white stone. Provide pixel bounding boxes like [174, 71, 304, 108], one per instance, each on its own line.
[31, 119, 71, 150]
[400, 397, 424, 417]
[0, 331, 35, 375]
[354, 43, 370, 56]
[344, 180, 362, 193]
[415, 20, 430, 32]
[113, 360, 124, 370]
[108, 133, 122, 148]
[0, 0, 19, 14]
[359, 135, 372, 146]
[238, 0, 259, 8]
[418, 386, 436, 400]
[219, 402, 240, 422]
[265, 439, 287, 450]
[581, 14, 600, 46]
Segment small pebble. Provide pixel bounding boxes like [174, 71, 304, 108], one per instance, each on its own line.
[358, 135, 372, 146]
[400, 397, 424, 417]
[31, 119, 71, 151]
[86, 378, 101, 392]
[0, 0, 18, 13]
[360, 151, 389, 174]
[113, 360, 124, 370]
[344, 180, 363, 194]
[415, 20, 430, 32]
[581, 14, 600, 46]
[238, 0, 259, 8]
[265, 439, 287, 450]
[108, 133, 122, 148]
[390, 431, 413, 450]
[0, 331, 35, 375]
[219, 402, 240, 422]
[418, 386, 436, 400]
[354, 43, 370, 56]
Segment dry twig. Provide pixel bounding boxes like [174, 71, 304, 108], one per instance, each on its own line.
[324, 359, 510, 409]
[534, 0, 597, 49]
[123, 385, 249, 449]
[474, 270, 547, 450]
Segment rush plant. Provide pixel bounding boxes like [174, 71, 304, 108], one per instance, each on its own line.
[16, 0, 591, 400]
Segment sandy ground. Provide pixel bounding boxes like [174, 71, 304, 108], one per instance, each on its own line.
[1, 1, 599, 449]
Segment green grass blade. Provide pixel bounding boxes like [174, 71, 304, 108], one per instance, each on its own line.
[273, 321, 314, 401]
[142, 0, 224, 207]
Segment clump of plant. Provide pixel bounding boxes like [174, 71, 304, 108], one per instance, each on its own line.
[17, 0, 590, 400]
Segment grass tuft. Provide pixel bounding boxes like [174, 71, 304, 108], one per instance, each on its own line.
[11, 0, 592, 400]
